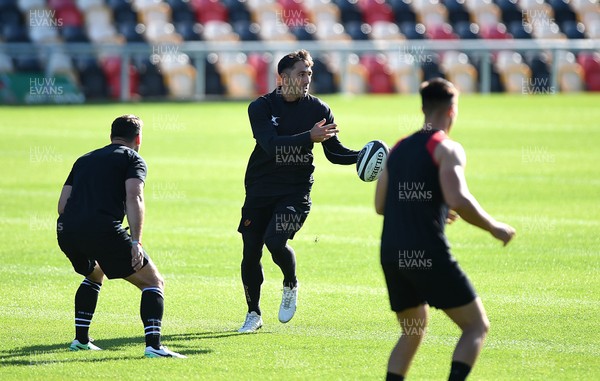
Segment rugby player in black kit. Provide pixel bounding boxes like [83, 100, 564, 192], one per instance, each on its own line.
[57, 115, 185, 358]
[237, 50, 359, 333]
[375, 79, 516, 380]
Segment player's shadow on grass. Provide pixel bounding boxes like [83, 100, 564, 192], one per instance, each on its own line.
[0, 335, 215, 366]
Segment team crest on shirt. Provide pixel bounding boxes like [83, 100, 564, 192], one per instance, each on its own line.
[244, 219, 251, 227]
[271, 115, 280, 126]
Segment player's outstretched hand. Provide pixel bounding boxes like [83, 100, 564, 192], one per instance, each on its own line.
[446, 209, 460, 225]
[490, 222, 516, 246]
[131, 243, 144, 271]
[310, 118, 339, 143]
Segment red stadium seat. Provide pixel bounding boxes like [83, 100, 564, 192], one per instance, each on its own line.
[248, 53, 272, 95]
[101, 56, 140, 99]
[360, 54, 394, 93]
[427, 23, 458, 40]
[191, 0, 228, 24]
[56, 5, 84, 27]
[48, 0, 75, 11]
[357, 0, 394, 25]
[480, 23, 511, 39]
[577, 53, 600, 91]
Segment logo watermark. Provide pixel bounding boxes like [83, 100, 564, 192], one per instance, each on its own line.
[398, 114, 433, 135]
[274, 212, 304, 234]
[30, 146, 63, 163]
[149, 113, 186, 131]
[30, 213, 56, 231]
[521, 216, 557, 233]
[522, 9, 554, 29]
[398, 182, 432, 201]
[151, 182, 186, 200]
[29, 77, 64, 96]
[29, 9, 63, 28]
[521, 146, 555, 164]
[521, 78, 556, 95]
[398, 250, 432, 270]
[276, 9, 309, 28]
[275, 145, 311, 166]
[398, 45, 434, 64]
[150, 45, 188, 65]
[399, 317, 427, 336]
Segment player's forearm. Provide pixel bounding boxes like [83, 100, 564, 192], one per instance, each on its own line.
[257, 131, 313, 157]
[126, 196, 145, 242]
[451, 195, 496, 233]
[322, 137, 359, 165]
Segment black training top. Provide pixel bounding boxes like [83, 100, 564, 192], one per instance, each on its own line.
[58, 144, 147, 232]
[381, 129, 450, 261]
[244, 88, 358, 196]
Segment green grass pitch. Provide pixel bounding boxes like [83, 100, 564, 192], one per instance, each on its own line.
[0, 94, 599, 380]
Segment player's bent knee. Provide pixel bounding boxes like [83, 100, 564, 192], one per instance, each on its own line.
[264, 235, 287, 255]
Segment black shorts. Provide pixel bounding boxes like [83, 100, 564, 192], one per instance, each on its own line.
[58, 227, 150, 279]
[238, 192, 311, 240]
[381, 248, 476, 312]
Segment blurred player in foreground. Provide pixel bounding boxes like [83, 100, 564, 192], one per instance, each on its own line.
[57, 115, 185, 358]
[237, 50, 359, 333]
[375, 78, 516, 380]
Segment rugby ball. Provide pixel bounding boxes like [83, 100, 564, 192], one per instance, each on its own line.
[356, 140, 389, 182]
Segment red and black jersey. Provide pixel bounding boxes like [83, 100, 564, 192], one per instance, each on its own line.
[381, 129, 450, 262]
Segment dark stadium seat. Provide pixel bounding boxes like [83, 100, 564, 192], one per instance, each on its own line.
[311, 57, 338, 94]
[0, 6, 23, 28]
[76, 60, 109, 99]
[526, 54, 552, 92]
[175, 21, 203, 41]
[547, 0, 577, 26]
[388, 0, 416, 24]
[508, 21, 533, 39]
[165, 0, 190, 13]
[289, 25, 315, 41]
[13, 56, 43, 72]
[494, 0, 523, 26]
[118, 22, 145, 42]
[113, 6, 138, 25]
[344, 21, 370, 40]
[61, 25, 89, 42]
[204, 56, 226, 95]
[454, 21, 480, 39]
[399, 22, 425, 40]
[172, 6, 196, 24]
[221, 0, 251, 22]
[333, 0, 363, 24]
[562, 21, 585, 39]
[232, 20, 260, 41]
[2, 24, 29, 42]
[421, 54, 445, 81]
[136, 58, 168, 97]
[444, 0, 471, 25]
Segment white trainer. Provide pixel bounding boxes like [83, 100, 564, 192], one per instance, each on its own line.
[144, 345, 187, 358]
[238, 311, 263, 333]
[278, 284, 298, 323]
[69, 339, 102, 351]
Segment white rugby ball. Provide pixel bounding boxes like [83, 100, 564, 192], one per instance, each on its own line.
[356, 140, 389, 182]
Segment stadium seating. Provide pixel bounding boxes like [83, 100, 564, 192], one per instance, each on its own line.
[0, 0, 596, 99]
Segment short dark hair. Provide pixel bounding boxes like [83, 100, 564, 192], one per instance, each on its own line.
[277, 49, 314, 75]
[419, 78, 458, 114]
[111, 114, 142, 141]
